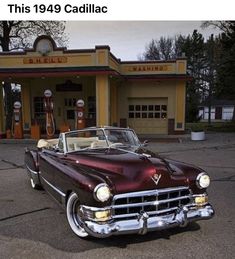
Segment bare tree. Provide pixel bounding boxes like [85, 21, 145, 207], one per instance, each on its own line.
[142, 36, 186, 61]
[0, 21, 68, 130]
[158, 37, 174, 60]
[201, 21, 233, 34]
[141, 39, 160, 60]
[0, 21, 67, 51]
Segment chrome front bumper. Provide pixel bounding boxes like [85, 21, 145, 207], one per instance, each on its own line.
[82, 204, 214, 238]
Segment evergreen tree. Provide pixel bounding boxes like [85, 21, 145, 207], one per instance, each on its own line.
[216, 22, 235, 100]
[203, 21, 235, 121]
[177, 30, 206, 122]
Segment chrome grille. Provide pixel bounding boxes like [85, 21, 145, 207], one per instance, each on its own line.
[111, 186, 192, 220]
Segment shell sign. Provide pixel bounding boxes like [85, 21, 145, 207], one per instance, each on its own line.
[23, 56, 67, 64]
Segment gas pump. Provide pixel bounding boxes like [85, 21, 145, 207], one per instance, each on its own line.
[75, 99, 85, 129]
[43, 89, 55, 138]
[13, 101, 23, 139]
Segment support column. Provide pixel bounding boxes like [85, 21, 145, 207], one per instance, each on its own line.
[96, 75, 110, 126]
[21, 83, 31, 130]
[0, 84, 5, 133]
[175, 81, 186, 131]
[110, 81, 118, 126]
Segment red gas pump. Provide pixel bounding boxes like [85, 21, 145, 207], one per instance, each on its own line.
[13, 101, 23, 139]
[75, 99, 85, 130]
[43, 89, 55, 139]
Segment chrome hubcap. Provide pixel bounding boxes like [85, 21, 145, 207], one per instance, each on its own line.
[67, 193, 88, 237]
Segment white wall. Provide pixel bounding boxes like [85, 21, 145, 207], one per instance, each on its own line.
[222, 106, 234, 120]
[199, 106, 234, 121]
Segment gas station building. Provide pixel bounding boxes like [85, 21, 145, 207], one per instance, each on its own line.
[0, 35, 189, 136]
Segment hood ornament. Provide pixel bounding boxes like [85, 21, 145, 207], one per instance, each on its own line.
[151, 173, 162, 186]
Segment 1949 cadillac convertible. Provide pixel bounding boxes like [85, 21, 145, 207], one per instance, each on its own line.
[25, 127, 214, 238]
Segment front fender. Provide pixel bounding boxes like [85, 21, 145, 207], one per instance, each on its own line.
[55, 162, 113, 207]
[165, 158, 206, 194]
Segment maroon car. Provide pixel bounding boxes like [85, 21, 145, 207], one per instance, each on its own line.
[25, 127, 214, 238]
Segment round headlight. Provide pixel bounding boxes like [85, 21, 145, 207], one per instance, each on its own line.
[196, 173, 210, 189]
[94, 183, 111, 202]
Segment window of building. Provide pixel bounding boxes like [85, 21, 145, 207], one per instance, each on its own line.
[67, 110, 75, 120]
[128, 104, 167, 119]
[88, 96, 96, 119]
[129, 112, 134, 118]
[34, 97, 44, 118]
[142, 105, 147, 111]
[155, 105, 160, 111]
[64, 98, 77, 107]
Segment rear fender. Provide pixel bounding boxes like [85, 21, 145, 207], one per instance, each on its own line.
[25, 148, 41, 186]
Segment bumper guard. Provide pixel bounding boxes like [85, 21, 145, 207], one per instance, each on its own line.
[82, 204, 214, 238]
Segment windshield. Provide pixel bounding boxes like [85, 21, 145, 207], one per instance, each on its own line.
[64, 128, 140, 153]
[65, 129, 108, 152]
[104, 129, 140, 147]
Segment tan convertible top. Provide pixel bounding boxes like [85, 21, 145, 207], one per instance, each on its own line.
[37, 138, 59, 149]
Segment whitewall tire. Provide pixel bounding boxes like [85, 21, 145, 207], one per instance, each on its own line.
[66, 192, 89, 238]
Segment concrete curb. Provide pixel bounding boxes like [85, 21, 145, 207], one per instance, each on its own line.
[0, 139, 37, 144]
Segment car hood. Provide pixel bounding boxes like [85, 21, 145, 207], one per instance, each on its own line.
[66, 147, 201, 194]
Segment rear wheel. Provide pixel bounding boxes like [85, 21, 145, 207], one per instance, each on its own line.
[66, 192, 89, 238]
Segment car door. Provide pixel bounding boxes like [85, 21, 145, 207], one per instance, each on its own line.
[39, 150, 65, 202]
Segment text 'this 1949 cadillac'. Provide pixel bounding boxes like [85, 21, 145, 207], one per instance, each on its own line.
[25, 127, 214, 238]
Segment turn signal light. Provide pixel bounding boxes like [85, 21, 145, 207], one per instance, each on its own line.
[95, 210, 111, 221]
[195, 195, 208, 206]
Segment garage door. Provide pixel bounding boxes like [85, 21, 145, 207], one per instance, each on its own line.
[127, 98, 168, 134]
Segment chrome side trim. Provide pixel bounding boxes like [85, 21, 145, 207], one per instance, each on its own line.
[26, 165, 38, 175]
[41, 176, 66, 197]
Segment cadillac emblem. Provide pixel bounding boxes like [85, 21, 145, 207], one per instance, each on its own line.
[151, 173, 162, 186]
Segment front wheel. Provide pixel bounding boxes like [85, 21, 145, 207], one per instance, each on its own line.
[66, 192, 89, 238]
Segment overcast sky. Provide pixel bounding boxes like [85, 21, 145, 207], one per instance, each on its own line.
[65, 21, 221, 61]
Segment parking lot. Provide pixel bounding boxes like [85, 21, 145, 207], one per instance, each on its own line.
[0, 133, 235, 259]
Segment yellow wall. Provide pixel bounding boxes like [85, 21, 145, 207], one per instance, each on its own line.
[96, 75, 110, 126]
[0, 37, 187, 135]
[118, 81, 176, 120]
[176, 60, 187, 74]
[109, 56, 120, 72]
[0, 52, 95, 69]
[96, 50, 108, 66]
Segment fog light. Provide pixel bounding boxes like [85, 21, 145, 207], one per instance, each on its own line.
[95, 210, 111, 221]
[195, 195, 208, 206]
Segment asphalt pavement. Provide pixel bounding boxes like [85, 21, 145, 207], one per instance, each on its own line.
[0, 133, 234, 259]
